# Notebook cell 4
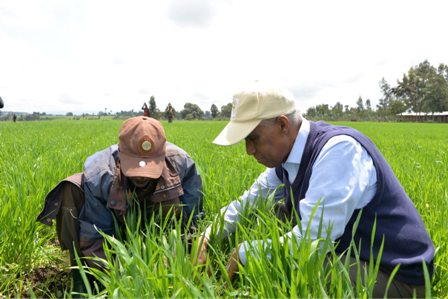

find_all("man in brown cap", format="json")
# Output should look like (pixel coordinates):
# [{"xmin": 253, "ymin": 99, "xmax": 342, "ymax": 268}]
[{"xmin": 38, "ymin": 116, "xmax": 204, "ymax": 295}]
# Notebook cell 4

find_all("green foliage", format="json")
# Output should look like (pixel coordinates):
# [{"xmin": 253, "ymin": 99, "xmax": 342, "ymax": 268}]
[
  {"xmin": 0, "ymin": 120, "xmax": 447, "ymax": 297},
  {"xmin": 394, "ymin": 60, "xmax": 448, "ymax": 114},
  {"xmin": 220, "ymin": 103, "xmax": 232, "ymax": 118},
  {"xmin": 306, "ymin": 60, "xmax": 448, "ymax": 122},
  {"xmin": 180, "ymin": 103, "xmax": 203, "ymax": 120},
  {"xmin": 149, "ymin": 95, "xmax": 157, "ymax": 114},
  {"xmin": 210, "ymin": 104, "xmax": 219, "ymax": 119}
]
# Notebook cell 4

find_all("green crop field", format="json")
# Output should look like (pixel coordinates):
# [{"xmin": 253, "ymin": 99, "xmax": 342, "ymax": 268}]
[{"xmin": 0, "ymin": 120, "xmax": 447, "ymax": 298}]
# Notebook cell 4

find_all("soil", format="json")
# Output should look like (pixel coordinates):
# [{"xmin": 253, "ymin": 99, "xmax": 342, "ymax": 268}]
[{"xmin": 22, "ymin": 267, "xmax": 72, "ymax": 299}]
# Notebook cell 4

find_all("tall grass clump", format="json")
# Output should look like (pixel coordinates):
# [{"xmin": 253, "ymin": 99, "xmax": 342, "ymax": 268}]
[{"xmin": 0, "ymin": 119, "xmax": 447, "ymax": 297}]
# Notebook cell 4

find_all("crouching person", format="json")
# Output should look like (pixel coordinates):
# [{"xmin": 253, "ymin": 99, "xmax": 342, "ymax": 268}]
[
  {"xmin": 194, "ymin": 80, "xmax": 434, "ymax": 298},
  {"xmin": 37, "ymin": 116, "xmax": 204, "ymax": 295}
]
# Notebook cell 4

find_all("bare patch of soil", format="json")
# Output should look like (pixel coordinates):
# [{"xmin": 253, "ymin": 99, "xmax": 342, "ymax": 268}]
[{"xmin": 22, "ymin": 267, "xmax": 72, "ymax": 299}]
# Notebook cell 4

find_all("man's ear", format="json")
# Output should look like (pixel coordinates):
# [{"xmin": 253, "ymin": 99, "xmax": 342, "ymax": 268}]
[{"xmin": 276, "ymin": 115, "xmax": 290, "ymax": 135}]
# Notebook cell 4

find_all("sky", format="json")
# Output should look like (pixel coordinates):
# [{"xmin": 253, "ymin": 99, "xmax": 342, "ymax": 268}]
[{"xmin": 1, "ymin": 0, "xmax": 447, "ymax": 115}]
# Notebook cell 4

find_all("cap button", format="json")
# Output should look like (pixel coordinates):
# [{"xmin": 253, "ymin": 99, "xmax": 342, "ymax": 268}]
[
  {"xmin": 110, "ymin": 200, "xmax": 117, "ymax": 206},
  {"xmin": 161, "ymin": 185, "xmax": 165, "ymax": 189}
]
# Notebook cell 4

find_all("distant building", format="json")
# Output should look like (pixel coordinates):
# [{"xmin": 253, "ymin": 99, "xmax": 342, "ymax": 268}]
[{"xmin": 397, "ymin": 111, "xmax": 448, "ymax": 123}]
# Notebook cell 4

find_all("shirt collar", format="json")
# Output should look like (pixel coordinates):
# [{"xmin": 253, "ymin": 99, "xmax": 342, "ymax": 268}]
[{"xmin": 282, "ymin": 118, "xmax": 310, "ymax": 166}]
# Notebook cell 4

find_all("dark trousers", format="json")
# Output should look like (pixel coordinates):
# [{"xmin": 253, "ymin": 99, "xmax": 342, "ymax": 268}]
[
  {"xmin": 56, "ymin": 182, "xmax": 85, "ymax": 267},
  {"xmin": 274, "ymin": 202, "xmax": 425, "ymax": 298}
]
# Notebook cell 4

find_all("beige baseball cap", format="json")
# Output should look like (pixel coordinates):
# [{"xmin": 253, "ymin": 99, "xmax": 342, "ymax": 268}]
[
  {"xmin": 213, "ymin": 80, "xmax": 296, "ymax": 146},
  {"xmin": 119, "ymin": 116, "xmax": 166, "ymax": 178}
]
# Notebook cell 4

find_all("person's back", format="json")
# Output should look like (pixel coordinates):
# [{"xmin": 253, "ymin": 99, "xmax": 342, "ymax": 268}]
[
  {"xmin": 0, "ymin": 96, "xmax": 4, "ymax": 109},
  {"xmin": 37, "ymin": 116, "xmax": 204, "ymax": 294}
]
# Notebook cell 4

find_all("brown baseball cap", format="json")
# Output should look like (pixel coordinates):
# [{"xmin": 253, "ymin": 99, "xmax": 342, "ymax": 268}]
[{"xmin": 118, "ymin": 116, "xmax": 166, "ymax": 178}]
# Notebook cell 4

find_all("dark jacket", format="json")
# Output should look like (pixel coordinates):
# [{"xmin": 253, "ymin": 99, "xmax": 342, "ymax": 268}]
[{"xmin": 38, "ymin": 142, "xmax": 204, "ymax": 244}]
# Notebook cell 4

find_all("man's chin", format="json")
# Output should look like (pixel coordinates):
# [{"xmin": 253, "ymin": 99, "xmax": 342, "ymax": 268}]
[
  {"xmin": 256, "ymin": 159, "xmax": 271, "ymax": 168},
  {"xmin": 256, "ymin": 159, "xmax": 280, "ymax": 168}
]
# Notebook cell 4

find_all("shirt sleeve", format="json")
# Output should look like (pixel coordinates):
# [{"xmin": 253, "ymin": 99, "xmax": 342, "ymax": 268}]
[
  {"xmin": 177, "ymin": 154, "xmax": 205, "ymax": 223},
  {"xmin": 285, "ymin": 135, "xmax": 376, "ymax": 247},
  {"xmin": 203, "ymin": 167, "xmax": 285, "ymax": 241}
]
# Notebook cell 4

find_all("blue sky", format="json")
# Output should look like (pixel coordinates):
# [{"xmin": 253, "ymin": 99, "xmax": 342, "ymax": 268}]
[{"xmin": 1, "ymin": 0, "xmax": 447, "ymax": 115}]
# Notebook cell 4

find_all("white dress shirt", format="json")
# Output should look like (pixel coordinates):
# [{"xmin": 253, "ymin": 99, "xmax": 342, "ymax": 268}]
[{"xmin": 204, "ymin": 118, "xmax": 378, "ymax": 265}]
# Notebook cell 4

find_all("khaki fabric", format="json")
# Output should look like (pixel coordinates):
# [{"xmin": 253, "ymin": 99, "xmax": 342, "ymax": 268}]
[{"xmin": 326, "ymin": 253, "xmax": 425, "ymax": 298}]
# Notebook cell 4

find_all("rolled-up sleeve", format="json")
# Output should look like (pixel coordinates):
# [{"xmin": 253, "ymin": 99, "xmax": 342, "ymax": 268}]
[{"xmin": 203, "ymin": 167, "xmax": 284, "ymax": 241}]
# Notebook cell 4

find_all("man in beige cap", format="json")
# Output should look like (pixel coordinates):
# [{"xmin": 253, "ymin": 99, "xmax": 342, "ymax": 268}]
[
  {"xmin": 38, "ymin": 116, "xmax": 204, "ymax": 294},
  {"xmin": 194, "ymin": 80, "xmax": 433, "ymax": 297}
]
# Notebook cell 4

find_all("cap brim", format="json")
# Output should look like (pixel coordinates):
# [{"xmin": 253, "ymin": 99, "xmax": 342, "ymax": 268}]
[
  {"xmin": 120, "ymin": 152, "xmax": 165, "ymax": 178},
  {"xmin": 213, "ymin": 119, "xmax": 262, "ymax": 146}
]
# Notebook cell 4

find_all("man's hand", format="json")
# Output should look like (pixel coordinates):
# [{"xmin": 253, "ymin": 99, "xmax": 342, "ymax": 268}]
[{"xmin": 192, "ymin": 235, "xmax": 209, "ymax": 267}]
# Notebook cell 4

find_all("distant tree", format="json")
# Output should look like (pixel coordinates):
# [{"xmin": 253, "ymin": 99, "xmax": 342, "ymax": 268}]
[
  {"xmin": 210, "ymin": 104, "xmax": 219, "ymax": 118},
  {"xmin": 181, "ymin": 103, "xmax": 203, "ymax": 120},
  {"xmin": 390, "ymin": 96, "xmax": 407, "ymax": 116},
  {"xmin": 393, "ymin": 60, "xmax": 436, "ymax": 114},
  {"xmin": 66, "ymin": 112, "xmax": 73, "ymax": 116},
  {"xmin": 438, "ymin": 63, "xmax": 448, "ymax": 83},
  {"xmin": 220, "ymin": 103, "xmax": 232, "ymax": 118},
  {"xmin": 356, "ymin": 96, "xmax": 364, "ymax": 112},
  {"xmin": 204, "ymin": 111, "xmax": 211, "ymax": 118},
  {"xmin": 423, "ymin": 70, "xmax": 448, "ymax": 118},
  {"xmin": 377, "ymin": 77, "xmax": 393, "ymax": 116},
  {"xmin": 149, "ymin": 95, "xmax": 158, "ymax": 118},
  {"xmin": 305, "ymin": 104, "xmax": 331, "ymax": 119},
  {"xmin": 332, "ymin": 102, "xmax": 344, "ymax": 118},
  {"xmin": 316, "ymin": 104, "xmax": 330, "ymax": 116},
  {"xmin": 305, "ymin": 107, "xmax": 316, "ymax": 118},
  {"xmin": 365, "ymin": 99, "xmax": 371, "ymax": 111}
]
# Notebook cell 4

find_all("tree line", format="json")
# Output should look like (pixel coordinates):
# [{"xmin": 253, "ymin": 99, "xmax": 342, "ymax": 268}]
[
  {"xmin": 4, "ymin": 60, "xmax": 446, "ymax": 122},
  {"xmin": 305, "ymin": 60, "xmax": 448, "ymax": 122}
]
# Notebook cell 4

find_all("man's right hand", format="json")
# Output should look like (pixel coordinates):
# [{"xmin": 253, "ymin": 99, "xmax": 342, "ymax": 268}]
[{"xmin": 193, "ymin": 235, "xmax": 209, "ymax": 267}]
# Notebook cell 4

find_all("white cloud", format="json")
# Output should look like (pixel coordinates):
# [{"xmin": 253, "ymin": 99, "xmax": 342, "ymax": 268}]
[
  {"xmin": 0, "ymin": 0, "xmax": 447, "ymax": 115},
  {"xmin": 166, "ymin": 0, "xmax": 224, "ymax": 28},
  {"xmin": 0, "ymin": 2, "xmax": 56, "ymax": 28}
]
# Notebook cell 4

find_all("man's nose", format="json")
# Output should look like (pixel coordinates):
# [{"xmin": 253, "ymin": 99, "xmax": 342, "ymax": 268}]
[{"xmin": 245, "ymin": 139, "xmax": 255, "ymax": 155}]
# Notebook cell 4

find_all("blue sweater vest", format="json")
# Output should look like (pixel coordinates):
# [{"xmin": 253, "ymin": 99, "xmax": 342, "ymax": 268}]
[{"xmin": 275, "ymin": 121, "xmax": 434, "ymax": 285}]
